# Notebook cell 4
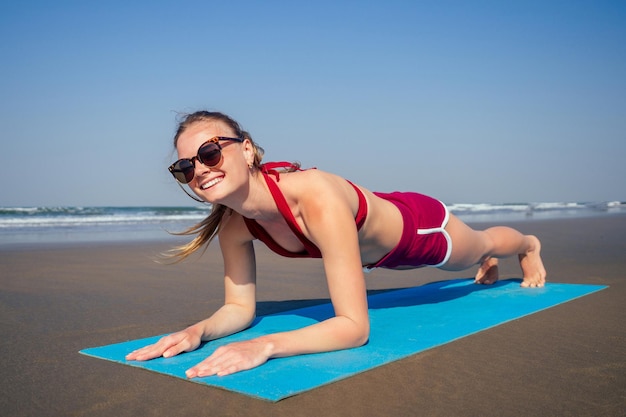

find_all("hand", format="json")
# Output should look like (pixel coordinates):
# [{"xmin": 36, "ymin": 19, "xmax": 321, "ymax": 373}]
[
  {"xmin": 186, "ymin": 338, "xmax": 272, "ymax": 378},
  {"xmin": 125, "ymin": 328, "xmax": 202, "ymax": 361}
]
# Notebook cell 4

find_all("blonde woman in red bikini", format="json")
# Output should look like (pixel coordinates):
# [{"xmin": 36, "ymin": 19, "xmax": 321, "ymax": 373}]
[{"xmin": 126, "ymin": 111, "xmax": 546, "ymax": 377}]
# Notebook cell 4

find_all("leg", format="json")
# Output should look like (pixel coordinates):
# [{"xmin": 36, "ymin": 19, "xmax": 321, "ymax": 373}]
[{"xmin": 441, "ymin": 214, "xmax": 546, "ymax": 287}]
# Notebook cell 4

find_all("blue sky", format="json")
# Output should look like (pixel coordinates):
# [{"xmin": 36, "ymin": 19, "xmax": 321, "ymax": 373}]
[{"xmin": 1, "ymin": 0, "xmax": 624, "ymax": 207}]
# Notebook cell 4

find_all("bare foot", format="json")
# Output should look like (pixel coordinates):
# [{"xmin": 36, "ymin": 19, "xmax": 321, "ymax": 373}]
[
  {"xmin": 475, "ymin": 257, "xmax": 499, "ymax": 285},
  {"xmin": 519, "ymin": 235, "xmax": 547, "ymax": 287}
]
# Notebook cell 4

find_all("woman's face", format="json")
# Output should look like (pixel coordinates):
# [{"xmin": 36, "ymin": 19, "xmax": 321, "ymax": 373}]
[{"xmin": 175, "ymin": 121, "xmax": 253, "ymax": 204}]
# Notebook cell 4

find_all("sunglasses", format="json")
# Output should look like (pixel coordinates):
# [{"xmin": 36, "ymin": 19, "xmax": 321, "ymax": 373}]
[{"xmin": 168, "ymin": 136, "xmax": 244, "ymax": 184}]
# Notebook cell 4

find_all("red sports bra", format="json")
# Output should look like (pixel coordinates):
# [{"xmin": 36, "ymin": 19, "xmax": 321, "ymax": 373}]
[{"xmin": 243, "ymin": 162, "xmax": 368, "ymax": 258}]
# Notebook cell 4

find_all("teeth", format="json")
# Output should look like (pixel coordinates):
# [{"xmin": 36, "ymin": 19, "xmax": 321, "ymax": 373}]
[{"xmin": 201, "ymin": 177, "xmax": 223, "ymax": 190}]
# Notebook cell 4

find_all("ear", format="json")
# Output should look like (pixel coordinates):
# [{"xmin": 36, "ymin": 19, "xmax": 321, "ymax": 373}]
[{"xmin": 242, "ymin": 138, "xmax": 256, "ymax": 167}]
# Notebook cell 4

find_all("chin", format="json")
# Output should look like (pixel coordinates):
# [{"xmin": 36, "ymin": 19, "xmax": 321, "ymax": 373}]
[{"xmin": 196, "ymin": 188, "xmax": 226, "ymax": 205}]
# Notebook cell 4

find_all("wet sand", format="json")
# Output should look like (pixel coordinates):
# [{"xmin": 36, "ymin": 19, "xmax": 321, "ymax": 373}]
[{"xmin": 1, "ymin": 215, "xmax": 624, "ymax": 416}]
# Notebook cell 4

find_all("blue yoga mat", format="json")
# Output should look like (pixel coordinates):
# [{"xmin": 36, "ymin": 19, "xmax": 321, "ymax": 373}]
[{"xmin": 80, "ymin": 279, "xmax": 606, "ymax": 401}]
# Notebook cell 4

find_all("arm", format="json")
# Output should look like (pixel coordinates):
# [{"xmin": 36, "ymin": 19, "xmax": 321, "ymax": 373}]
[
  {"xmin": 126, "ymin": 213, "xmax": 257, "ymax": 361},
  {"xmin": 192, "ymin": 212, "xmax": 258, "ymax": 341},
  {"xmin": 259, "ymin": 191, "xmax": 370, "ymax": 355},
  {"xmin": 186, "ymin": 177, "xmax": 370, "ymax": 377}
]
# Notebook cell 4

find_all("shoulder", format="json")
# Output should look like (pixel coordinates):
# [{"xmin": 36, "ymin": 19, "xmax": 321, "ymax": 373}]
[
  {"xmin": 278, "ymin": 169, "xmax": 349, "ymax": 207},
  {"xmin": 280, "ymin": 169, "xmax": 360, "ymax": 224},
  {"xmin": 281, "ymin": 168, "xmax": 355, "ymax": 196}
]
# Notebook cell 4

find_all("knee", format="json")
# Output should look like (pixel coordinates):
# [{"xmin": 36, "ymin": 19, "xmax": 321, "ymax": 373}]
[{"xmin": 481, "ymin": 229, "xmax": 498, "ymax": 256}]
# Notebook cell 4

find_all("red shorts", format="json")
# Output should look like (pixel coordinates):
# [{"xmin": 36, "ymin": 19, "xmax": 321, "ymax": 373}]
[{"xmin": 365, "ymin": 192, "xmax": 451, "ymax": 270}]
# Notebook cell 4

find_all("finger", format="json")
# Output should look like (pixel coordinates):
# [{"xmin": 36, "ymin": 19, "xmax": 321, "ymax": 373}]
[
  {"xmin": 128, "ymin": 342, "xmax": 174, "ymax": 361},
  {"xmin": 126, "ymin": 333, "xmax": 187, "ymax": 361},
  {"xmin": 186, "ymin": 347, "xmax": 231, "ymax": 378},
  {"xmin": 126, "ymin": 344, "xmax": 162, "ymax": 361},
  {"xmin": 186, "ymin": 361, "xmax": 217, "ymax": 378},
  {"xmin": 188, "ymin": 359, "xmax": 235, "ymax": 378},
  {"xmin": 189, "ymin": 343, "xmax": 268, "ymax": 378},
  {"xmin": 163, "ymin": 337, "xmax": 193, "ymax": 358}
]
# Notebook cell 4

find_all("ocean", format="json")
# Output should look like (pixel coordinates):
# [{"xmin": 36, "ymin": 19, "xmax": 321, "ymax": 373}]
[
  {"xmin": 1, "ymin": 202, "xmax": 625, "ymax": 247},
  {"xmin": 0, "ymin": 206, "xmax": 208, "ymax": 247}
]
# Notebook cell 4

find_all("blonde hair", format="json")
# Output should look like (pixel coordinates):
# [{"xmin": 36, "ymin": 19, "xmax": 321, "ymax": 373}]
[{"xmin": 166, "ymin": 111, "xmax": 265, "ymax": 262}]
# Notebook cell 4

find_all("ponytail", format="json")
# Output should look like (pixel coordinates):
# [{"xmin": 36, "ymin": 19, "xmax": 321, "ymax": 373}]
[{"xmin": 164, "ymin": 203, "xmax": 230, "ymax": 262}]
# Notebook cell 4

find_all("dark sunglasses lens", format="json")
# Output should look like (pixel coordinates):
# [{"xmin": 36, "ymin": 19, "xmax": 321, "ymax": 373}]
[
  {"xmin": 198, "ymin": 142, "xmax": 222, "ymax": 167},
  {"xmin": 172, "ymin": 160, "xmax": 195, "ymax": 184}
]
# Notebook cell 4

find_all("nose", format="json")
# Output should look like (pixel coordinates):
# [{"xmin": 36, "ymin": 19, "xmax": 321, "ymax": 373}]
[{"xmin": 193, "ymin": 157, "xmax": 211, "ymax": 181}]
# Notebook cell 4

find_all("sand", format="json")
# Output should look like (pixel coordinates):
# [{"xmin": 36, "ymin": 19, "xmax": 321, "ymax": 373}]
[{"xmin": 1, "ymin": 215, "xmax": 624, "ymax": 416}]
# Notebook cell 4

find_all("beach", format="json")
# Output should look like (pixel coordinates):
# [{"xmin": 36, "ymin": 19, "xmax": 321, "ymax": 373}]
[{"xmin": 1, "ymin": 215, "xmax": 624, "ymax": 417}]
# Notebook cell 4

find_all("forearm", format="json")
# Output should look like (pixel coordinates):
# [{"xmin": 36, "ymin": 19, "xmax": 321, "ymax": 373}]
[
  {"xmin": 189, "ymin": 303, "xmax": 256, "ymax": 342},
  {"xmin": 258, "ymin": 315, "xmax": 370, "ymax": 359}
]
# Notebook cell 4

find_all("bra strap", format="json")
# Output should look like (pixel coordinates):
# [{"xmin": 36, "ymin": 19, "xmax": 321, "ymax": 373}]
[
  {"xmin": 260, "ymin": 162, "xmax": 302, "ymax": 182},
  {"xmin": 260, "ymin": 166, "xmax": 322, "ymax": 258}
]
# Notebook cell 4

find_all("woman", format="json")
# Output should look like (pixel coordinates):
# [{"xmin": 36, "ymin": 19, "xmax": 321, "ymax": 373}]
[{"xmin": 126, "ymin": 111, "xmax": 546, "ymax": 377}]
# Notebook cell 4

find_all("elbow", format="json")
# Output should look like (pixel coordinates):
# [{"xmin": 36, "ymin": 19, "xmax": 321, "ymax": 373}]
[
  {"xmin": 228, "ymin": 303, "xmax": 256, "ymax": 331},
  {"xmin": 354, "ymin": 335, "xmax": 369, "ymax": 348},
  {"xmin": 243, "ymin": 310, "xmax": 256, "ymax": 329},
  {"xmin": 351, "ymin": 321, "xmax": 370, "ymax": 348},
  {"xmin": 338, "ymin": 314, "xmax": 370, "ymax": 348},
  {"xmin": 357, "ymin": 329, "xmax": 370, "ymax": 347}
]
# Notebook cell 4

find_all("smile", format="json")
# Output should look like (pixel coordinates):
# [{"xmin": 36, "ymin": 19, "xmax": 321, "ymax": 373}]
[{"xmin": 200, "ymin": 176, "xmax": 224, "ymax": 190}]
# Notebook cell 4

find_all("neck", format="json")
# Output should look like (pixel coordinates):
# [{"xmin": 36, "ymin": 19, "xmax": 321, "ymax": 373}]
[{"xmin": 222, "ymin": 171, "xmax": 279, "ymax": 221}]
